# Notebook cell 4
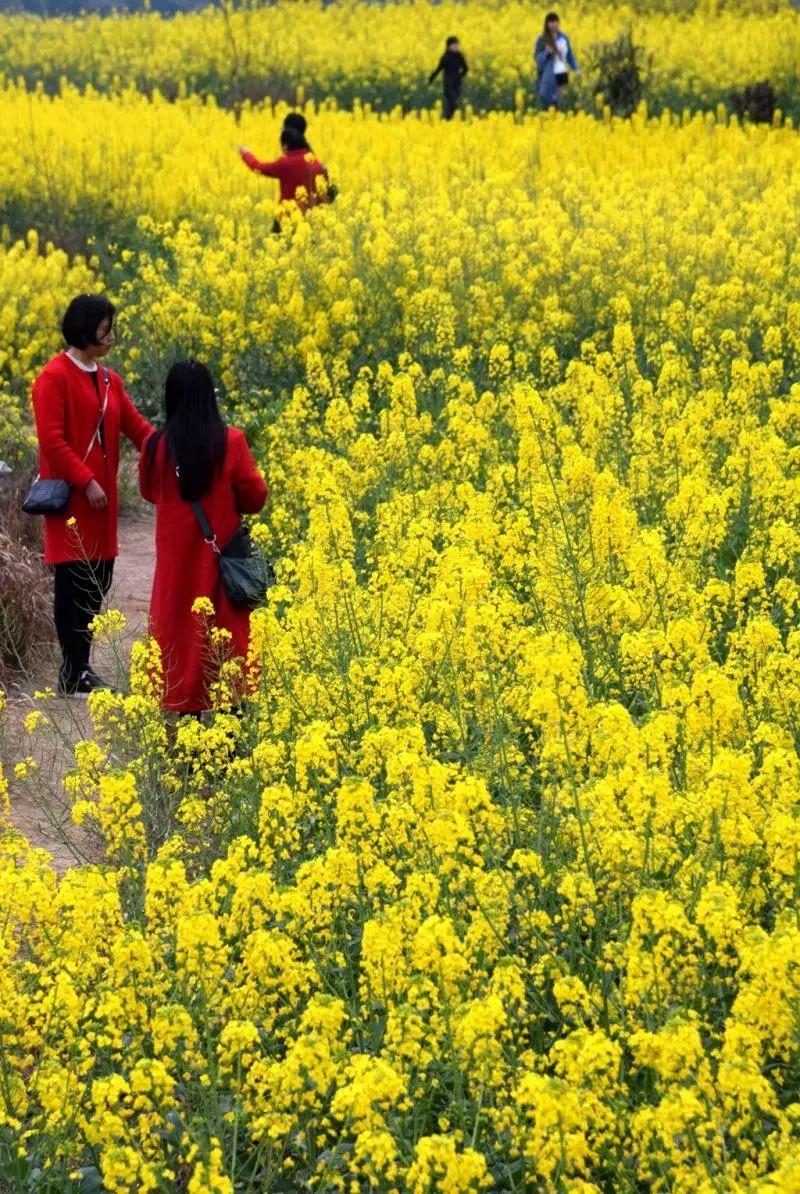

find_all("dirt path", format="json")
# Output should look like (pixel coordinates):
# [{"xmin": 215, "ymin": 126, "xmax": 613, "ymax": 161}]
[{"xmin": 2, "ymin": 509, "xmax": 156, "ymax": 871}]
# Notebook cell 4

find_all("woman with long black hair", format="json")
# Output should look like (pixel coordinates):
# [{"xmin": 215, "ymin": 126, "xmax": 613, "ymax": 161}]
[
  {"xmin": 139, "ymin": 360, "xmax": 267, "ymax": 713},
  {"xmin": 535, "ymin": 11, "xmax": 579, "ymax": 109}
]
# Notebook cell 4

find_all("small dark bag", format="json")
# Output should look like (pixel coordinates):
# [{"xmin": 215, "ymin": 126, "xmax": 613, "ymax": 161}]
[
  {"xmin": 21, "ymin": 478, "xmax": 71, "ymax": 515},
  {"xmin": 190, "ymin": 501, "xmax": 275, "ymax": 609},
  {"xmin": 22, "ymin": 365, "xmax": 110, "ymax": 516}
]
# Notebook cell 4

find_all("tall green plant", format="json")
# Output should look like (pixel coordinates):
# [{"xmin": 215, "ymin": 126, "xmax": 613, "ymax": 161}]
[{"xmin": 589, "ymin": 29, "xmax": 651, "ymax": 117}]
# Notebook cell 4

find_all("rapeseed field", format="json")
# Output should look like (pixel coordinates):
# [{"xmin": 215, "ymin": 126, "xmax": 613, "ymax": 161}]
[
  {"xmin": 1, "ymin": 0, "xmax": 799, "ymax": 114},
  {"xmin": 2, "ymin": 2, "xmax": 800, "ymax": 1190}
]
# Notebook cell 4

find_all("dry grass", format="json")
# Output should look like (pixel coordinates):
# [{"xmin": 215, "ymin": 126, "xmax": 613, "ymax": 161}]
[{"xmin": 0, "ymin": 470, "xmax": 52, "ymax": 686}]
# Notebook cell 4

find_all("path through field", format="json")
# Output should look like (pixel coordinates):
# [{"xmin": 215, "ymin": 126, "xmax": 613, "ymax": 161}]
[{"xmin": 2, "ymin": 510, "xmax": 155, "ymax": 872}]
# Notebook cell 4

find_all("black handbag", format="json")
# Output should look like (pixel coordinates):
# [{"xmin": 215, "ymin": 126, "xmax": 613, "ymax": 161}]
[
  {"xmin": 22, "ymin": 365, "xmax": 110, "ymax": 516},
  {"xmin": 21, "ymin": 477, "xmax": 71, "ymax": 515},
  {"xmin": 190, "ymin": 501, "xmax": 275, "ymax": 609}
]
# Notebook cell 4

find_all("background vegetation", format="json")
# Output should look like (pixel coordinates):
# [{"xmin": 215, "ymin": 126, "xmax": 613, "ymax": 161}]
[{"xmin": 1, "ymin": 1, "xmax": 799, "ymax": 116}]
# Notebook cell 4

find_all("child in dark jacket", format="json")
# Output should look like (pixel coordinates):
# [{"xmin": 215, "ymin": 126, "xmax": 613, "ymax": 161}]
[{"xmin": 429, "ymin": 36, "xmax": 468, "ymax": 121}]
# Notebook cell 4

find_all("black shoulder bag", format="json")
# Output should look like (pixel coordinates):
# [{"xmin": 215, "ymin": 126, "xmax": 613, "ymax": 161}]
[
  {"xmin": 23, "ymin": 366, "xmax": 110, "ymax": 515},
  {"xmin": 189, "ymin": 501, "xmax": 275, "ymax": 609}
]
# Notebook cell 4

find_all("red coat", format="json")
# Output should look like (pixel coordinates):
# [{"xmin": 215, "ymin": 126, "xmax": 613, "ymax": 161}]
[
  {"xmin": 139, "ymin": 428, "xmax": 268, "ymax": 713},
  {"xmin": 242, "ymin": 148, "xmax": 325, "ymax": 209},
  {"xmin": 32, "ymin": 352, "xmax": 152, "ymax": 565}
]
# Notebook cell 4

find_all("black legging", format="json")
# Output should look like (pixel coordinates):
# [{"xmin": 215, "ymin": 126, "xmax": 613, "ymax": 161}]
[
  {"xmin": 443, "ymin": 82, "xmax": 462, "ymax": 120},
  {"xmin": 53, "ymin": 559, "xmax": 114, "ymax": 685}
]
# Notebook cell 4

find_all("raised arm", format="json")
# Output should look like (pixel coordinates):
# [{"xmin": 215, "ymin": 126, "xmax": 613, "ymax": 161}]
[
  {"xmin": 240, "ymin": 148, "xmax": 283, "ymax": 179},
  {"xmin": 119, "ymin": 382, "xmax": 153, "ymax": 451},
  {"xmin": 32, "ymin": 371, "xmax": 95, "ymax": 491},
  {"xmin": 232, "ymin": 431, "xmax": 268, "ymax": 515}
]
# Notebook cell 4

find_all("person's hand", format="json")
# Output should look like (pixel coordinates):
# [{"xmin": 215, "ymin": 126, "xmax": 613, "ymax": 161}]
[
  {"xmin": 238, "ymin": 145, "xmax": 249, "ymax": 157},
  {"xmin": 85, "ymin": 479, "xmax": 108, "ymax": 509}
]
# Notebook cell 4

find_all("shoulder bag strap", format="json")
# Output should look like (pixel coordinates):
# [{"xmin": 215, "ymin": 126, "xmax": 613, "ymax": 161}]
[
  {"xmin": 81, "ymin": 366, "xmax": 111, "ymax": 463},
  {"xmin": 188, "ymin": 499, "xmax": 220, "ymax": 555},
  {"xmin": 168, "ymin": 440, "xmax": 220, "ymax": 553}
]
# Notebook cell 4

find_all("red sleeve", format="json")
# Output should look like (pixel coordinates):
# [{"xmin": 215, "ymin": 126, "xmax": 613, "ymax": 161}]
[
  {"xmin": 138, "ymin": 432, "xmax": 159, "ymax": 504},
  {"xmin": 242, "ymin": 151, "xmax": 283, "ymax": 179},
  {"xmin": 118, "ymin": 382, "xmax": 153, "ymax": 450},
  {"xmin": 231, "ymin": 430, "xmax": 268, "ymax": 514},
  {"xmin": 32, "ymin": 369, "xmax": 94, "ymax": 491}
]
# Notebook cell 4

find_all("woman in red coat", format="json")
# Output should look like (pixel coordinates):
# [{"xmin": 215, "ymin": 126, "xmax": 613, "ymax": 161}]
[
  {"xmin": 31, "ymin": 295, "xmax": 152, "ymax": 696},
  {"xmin": 139, "ymin": 360, "xmax": 268, "ymax": 714},
  {"xmin": 239, "ymin": 124, "xmax": 326, "ymax": 230}
]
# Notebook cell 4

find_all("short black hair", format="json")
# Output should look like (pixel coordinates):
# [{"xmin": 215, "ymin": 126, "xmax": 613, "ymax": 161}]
[
  {"xmin": 281, "ymin": 125, "xmax": 309, "ymax": 152},
  {"xmin": 61, "ymin": 295, "xmax": 116, "ymax": 349},
  {"xmin": 283, "ymin": 112, "xmax": 308, "ymax": 135},
  {"xmin": 446, "ymin": 35, "xmax": 459, "ymax": 46}
]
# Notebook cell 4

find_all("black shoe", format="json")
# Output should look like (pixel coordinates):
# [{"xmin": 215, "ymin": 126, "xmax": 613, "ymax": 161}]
[
  {"xmin": 83, "ymin": 666, "xmax": 115, "ymax": 693},
  {"xmin": 58, "ymin": 668, "xmax": 114, "ymax": 698}
]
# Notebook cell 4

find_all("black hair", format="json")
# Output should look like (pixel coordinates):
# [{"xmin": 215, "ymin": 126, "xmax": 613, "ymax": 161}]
[
  {"xmin": 144, "ymin": 359, "xmax": 227, "ymax": 502},
  {"xmin": 446, "ymin": 35, "xmax": 459, "ymax": 47},
  {"xmin": 543, "ymin": 12, "xmax": 559, "ymax": 46},
  {"xmin": 283, "ymin": 111, "xmax": 308, "ymax": 136},
  {"xmin": 281, "ymin": 125, "xmax": 310, "ymax": 152},
  {"xmin": 61, "ymin": 295, "xmax": 116, "ymax": 349}
]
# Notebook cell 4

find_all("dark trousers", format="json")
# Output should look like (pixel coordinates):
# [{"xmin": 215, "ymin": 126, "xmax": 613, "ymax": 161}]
[
  {"xmin": 53, "ymin": 559, "xmax": 114, "ymax": 684},
  {"xmin": 443, "ymin": 82, "xmax": 462, "ymax": 120}
]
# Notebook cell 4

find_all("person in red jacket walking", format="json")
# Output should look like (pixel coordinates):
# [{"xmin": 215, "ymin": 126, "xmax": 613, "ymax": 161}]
[
  {"xmin": 239, "ymin": 124, "xmax": 327, "ymax": 231},
  {"xmin": 31, "ymin": 295, "xmax": 152, "ymax": 697},
  {"xmin": 139, "ymin": 359, "xmax": 268, "ymax": 715},
  {"xmin": 282, "ymin": 112, "xmax": 338, "ymax": 202}
]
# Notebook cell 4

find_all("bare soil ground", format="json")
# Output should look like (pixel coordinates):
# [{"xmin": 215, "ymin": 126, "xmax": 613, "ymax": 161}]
[{"xmin": 1, "ymin": 510, "xmax": 155, "ymax": 872}]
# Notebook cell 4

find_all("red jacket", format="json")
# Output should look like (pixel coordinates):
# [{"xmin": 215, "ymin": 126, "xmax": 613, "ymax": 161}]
[
  {"xmin": 32, "ymin": 352, "xmax": 152, "ymax": 565},
  {"xmin": 139, "ymin": 428, "xmax": 268, "ymax": 712},
  {"xmin": 242, "ymin": 148, "xmax": 325, "ymax": 209}
]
